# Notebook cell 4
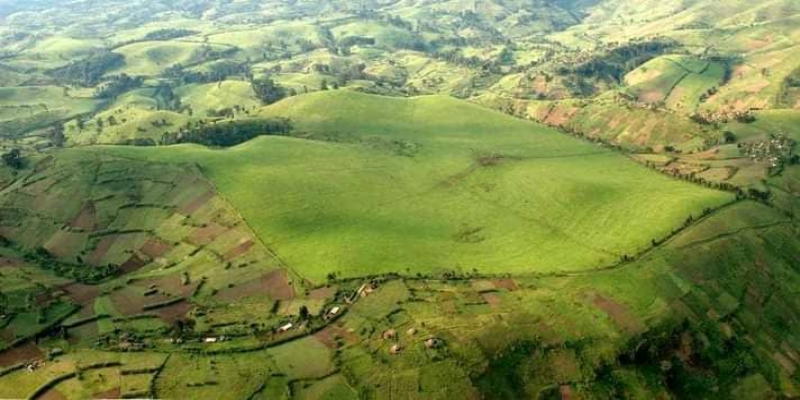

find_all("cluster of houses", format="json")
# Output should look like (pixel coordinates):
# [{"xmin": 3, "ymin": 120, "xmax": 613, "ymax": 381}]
[
  {"xmin": 739, "ymin": 134, "xmax": 795, "ymax": 168},
  {"xmin": 382, "ymin": 327, "xmax": 443, "ymax": 355}
]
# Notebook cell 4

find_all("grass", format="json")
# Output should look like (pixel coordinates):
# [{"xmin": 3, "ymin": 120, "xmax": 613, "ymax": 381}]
[
  {"xmin": 175, "ymin": 80, "xmax": 261, "ymax": 117},
  {"xmin": 155, "ymin": 352, "xmax": 275, "ymax": 399},
  {"xmin": 267, "ymin": 336, "xmax": 334, "ymax": 380},
  {"xmin": 624, "ymin": 55, "xmax": 726, "ymax": 113},
  {"xmin": 0, "ymin": 86, "xmax": 98, "ymax": 137},
  {"xmin": 97, "ymin": 90, "xmax": 734, "ymax": 283},
  {"xmin": 110, "ymin": 41, "xmax": 226, "ymax": 77}
]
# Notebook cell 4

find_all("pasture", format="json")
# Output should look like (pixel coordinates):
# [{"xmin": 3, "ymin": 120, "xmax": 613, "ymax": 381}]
[{"xmin": 100, "ymin": 91, "xmax": 733, "ymax": 283}]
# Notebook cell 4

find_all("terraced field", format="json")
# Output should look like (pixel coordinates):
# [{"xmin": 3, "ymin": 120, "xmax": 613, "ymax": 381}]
[{"xmin": 1, "ymin": 1, "xmax": 800, "ymax": 398}]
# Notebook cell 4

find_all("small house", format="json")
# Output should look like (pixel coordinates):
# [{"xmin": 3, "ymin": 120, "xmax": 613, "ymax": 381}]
[{"xmin": 278, "ymin": 323, "xmax": 294, "ymax": 333}]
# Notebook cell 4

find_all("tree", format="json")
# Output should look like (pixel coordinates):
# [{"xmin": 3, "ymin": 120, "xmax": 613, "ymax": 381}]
[
  {"xmin": 321, "ymin": 79, "xmax": 329, "ymax": 91},
  {"xmin": 299, "ymin": 306, "xmax": 310, "ymax": 321},
  {"xmin": 1, "ymin": 148, "xmax": 23, "ymax": 169},
  {"xmin": 723, "ymin": 131, "xmax": 736, "ymax": 144},
  {"xmin": 251, "ymin": 77, "xmax": 286, "ymax": 105},
  {"xmin": 50, "ymin": 123, "xmax": 66, "ymax": 147}
]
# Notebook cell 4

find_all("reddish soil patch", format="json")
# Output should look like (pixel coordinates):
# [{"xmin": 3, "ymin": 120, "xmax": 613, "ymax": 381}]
[
  {"xmin": 70, "ymin": 202, "xmax": 98, "ymax": 231},
  {"xmin": 87, "ymin": 235, "xmax": 119, "ymax": 266},
  {"xmin": 60, "ymin": 283, "xmax": 101, "ymax": 306},
  {"xmin": 492, "ymin": 278, "xmax": 518, "ymax": 291},
  {"xmin": 68, "ymin": 321, "xmax": 99, "ymax": 345},
  {"xmin": 140, "ymin": 239, "xmax": 172, "ymax": 259},
  {"xmin": 35, "ymin": 291, "xmax": 56, "ymax": 306},
  {"xmin": 774, "ymin": 352, "xmax": 797, "ymax": 375},
  {"xmin": 313, "ymin": 324, "xmax": 359, "ymax": 349},
  {"xmin": 154, "ymin": 300, "xmax": 192, "ymax": 324},
  {"xmin": 33, "ymin": 156, "xmax": 54, "ymax": 174},
  {"xmin": 0, "ymin": 256, "xmax": 21, "ymax": 269},
  {"xmin": 263, "ymin": 269, "xmax": 294, "ymax": 300},
  {"xmin": 559, "ymin": 385, "xmax": 573, "ymax": 400},
  {"xmin": 119, "ymin": 254, "xmax": 147, "ymax": 275},
  {"xmin": 223, "ymin": 239, "xmax": 254, "ymax": 261},
  {"xmin": 109, "ymin": 288, "xmax": 151, "ymax": 316},
  {"xmin": 39, "ymin": 388, "xmax": 68, "ymax": 400},
  {"xmin": 0, "ymin": 342, "xmax": 42, "ymax": 367},
  {"xmin": 545, "ymin": 106, "xmax": 578, "ymax": 126},
  {"xmin": 592, "ymin": 293, "xmax": 643, "ymax": 334},
  {"xmin": 746, "ymin": 79, "xmax": 770, "ymax": 94},
  {"xmin": 482, "ymin": 292, "xmax": 501, "ymax": 309},
  {"xmin": 638, "ymin": 89, "xmax": 665, "ymax": 103},
  {"xmin": 44, "ymin": 231, "xmax": 85, "ymax": 259},
  {"xmin": 92, "ymin": 387, "xmax": 121, "ymax": 399},
  {"xmin": 187, "ymin": 222, "xmax": 229, "ymax": 246},
  {"xmin": 309, "ymin": 286, "xmax": 337, "ymax": 301},
  {"xmin": 179, "ymin": 190, "xmax": 215, "ymax": 215},
  {"xmin": 214, "ymin": 269, "xmax": 294, "ymax": 302},
  {"xmin": 138, "ymin": 275, "xmax": 197, "ymax": 298}
]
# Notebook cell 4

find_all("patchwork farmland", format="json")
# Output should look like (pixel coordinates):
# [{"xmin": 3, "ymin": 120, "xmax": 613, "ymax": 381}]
[{"xmin": 0, "ymin": 0, "xmax": 799, "ymax": 398}]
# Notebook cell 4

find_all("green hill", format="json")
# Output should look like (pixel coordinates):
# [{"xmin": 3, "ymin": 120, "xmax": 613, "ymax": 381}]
[{"xmin": 100, "ymin": 91, "xmax": 732, "ymax": 282}]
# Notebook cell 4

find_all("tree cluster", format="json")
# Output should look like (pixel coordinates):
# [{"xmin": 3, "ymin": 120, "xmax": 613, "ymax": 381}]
[
  {"xmin": 94, "ymin": 74, "xmax": 144, "ymax": 99},
  {"xmin": 251, "ymin": 77, "xmax": 286, "ymax": 105},
  {"xmin": 161, "ymin": 118, "xmax": 292, "ymax": 147},
  {"xmin": 50, "ymin": 51, "xmax": 125, "ymax": 86}
]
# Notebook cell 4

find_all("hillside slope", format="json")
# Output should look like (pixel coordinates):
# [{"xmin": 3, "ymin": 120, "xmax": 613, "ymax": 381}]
[{"xmin": 100, "ymin": 91, "xmax": 733, "ymax": 282}]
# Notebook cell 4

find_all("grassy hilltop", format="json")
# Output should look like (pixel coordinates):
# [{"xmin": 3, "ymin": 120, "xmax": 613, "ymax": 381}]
[{"xmin": 104, "ymin": 91, "xmax": 732, "ymax": 282}]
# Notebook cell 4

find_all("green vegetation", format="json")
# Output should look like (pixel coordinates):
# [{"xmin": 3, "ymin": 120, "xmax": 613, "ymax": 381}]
[
  {"xmin": 0, "ymin": 1, "xmax": 799, "ymax": 399},
  {"xmin": 102, "ymin": 91, "xmax": 732, "ymax": 282}
]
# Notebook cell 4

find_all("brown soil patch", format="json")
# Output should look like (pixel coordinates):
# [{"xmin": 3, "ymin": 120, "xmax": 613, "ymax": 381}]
[
  {"xmin": 263, "ymin": 269, "xmax": 294, "ymax": 300},
  {"xmin": 638, "ymin": 89, "xmax": 665, "ymax": 103},
  {"xmin": 109, "ymin": 287, "xmax": 160, "ymax": 316},
  {"xmin": 774, "ymin": 352, "xmax": 797, "ymax": 375},
  {"xmin": 70, "ymin": 202, "xmax": 98, "ymax": 231},
  {"xmin": 214, "ymin": 269, "xmax": 295, "ymax": 302},
  {"xmin": 545, "ymin": 106, "xmax": 578, "ymax": 126},
  {"xmin": 140, "ymin": 238, "xmax": 172, "ymax": 259},
  {"xmin": 119, "ymin": 254, "xmax": 147, "ymax": 275},
  {"xmin": 223, "ymin": 239, "xmax": 254, "ymax": 261},
  {"xmin": 559, "ymin": 385, "xmax": 573, "ymax": 400},
  {"xmin": 746, "ymin": 79, "xmax": 770, "ymax": 94},
  {"xmin": 154, "ymin": 300, "xmax": 192, "ymax": 324},
  {"xmin": 39, "ymin": 388, "xmax": 68, "ymax": 400},
  {"xmin": 313, "ymin": 324, "xmax": 359, "ymax": 349},
  {"xmin": 33, "ymin": 156, "xmax": 54, "ymax": 174},
  {"xmin": 68, "ymin": 321, "xmax": 99, "ymax": 345},
  {"xmin": 0, "ymin": 256, "xmax": 21, "ymax": 269},
  {"xmin": 60, "ymin": 283, "xmax": 101, "ymax": 306},
  {"xmin": 44, "ymin": 231, "xmax": 85, "ymax": 259},
  {"xmin": 675, "ymin": 332, "xmax": 693, "ymax": 364},
  {"xmin": 109, "ymin": 289, "xmax": 147, "ymax": 316},
  {"xmin": 592, "ymin": 293, "xmax": 643, "ymax": 334},
  {"xmin": 87, "ymin": 235, "xmax": 119, "ymax": 266},
  {"xmin": 309, "ymin": 286, "xmax": 337, "ymax": 300},
  {"xmin": 92, "ymin": 387, "xmax": 121, "ymax": 399},
  {"xmin": 138, "ymin": 275, "xmax": 196, "ymax": 297},
  {"xmin": 492, "ymin": 278, "xmax": 518, "ymax": 291},
  {"xmin": 0, "ymin": 342, "xmax": 42, "ymax": 367},
  {"xmin": 745, "ymin": 36, "xmax": 772, "ymax": 51},
  {"xmin": 482, "ymin": 292, "xmax": 501, "ymax": 309},
  {"xmin": 179, "ymin": 190, "xmax": 215, "ymax": 215},
  {"xmin": 187, "ymin": 222, "xmax": 228, "ymax": 246}
]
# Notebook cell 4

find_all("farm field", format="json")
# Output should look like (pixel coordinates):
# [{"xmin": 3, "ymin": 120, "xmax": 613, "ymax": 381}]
[{"xmin": 1, "ymin": 0, "xmax": 800, "ymax": 399}]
